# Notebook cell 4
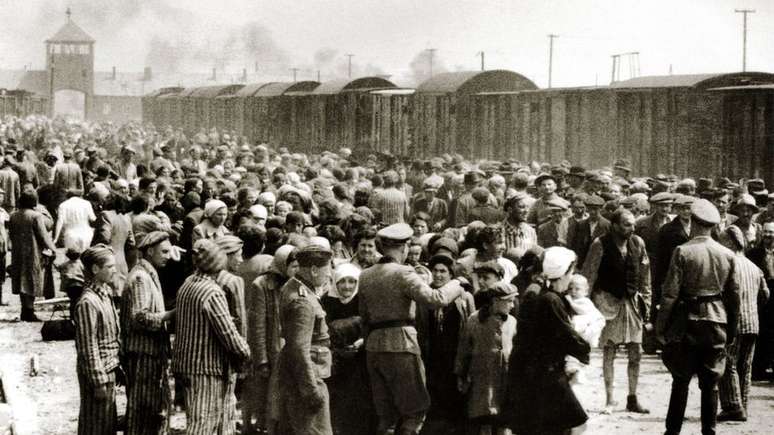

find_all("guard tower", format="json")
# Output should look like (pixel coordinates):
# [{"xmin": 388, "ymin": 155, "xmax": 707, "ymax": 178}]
[{"xmin": 45, "ymin": 8, "xmax": 95, "ymax": 119}]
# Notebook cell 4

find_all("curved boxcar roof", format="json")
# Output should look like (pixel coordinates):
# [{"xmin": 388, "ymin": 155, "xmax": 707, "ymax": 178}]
[
  {"xmin": 416, "ymin": 70, "xmax": 538, "ymax": 95},
  {"xmin": 189, "ymin": 84, "xmax": 244, "ymax": 98},
  {"xmin": 312, "ymin": 77, "xmax": 396, "ymax": 95},
  {"xmin": 160, "ymin": 88, "xmax": 196, "ymax": 99},
  {"xmin": 611, "ymin": 72, "xmax": 774, "ymax": 90},
  {"xmin": 234, "ymin": 83, "xmax": 273, "ymax": 97},
  {"xmin": 145, "ymin": 87, "xmax": 185, "ymax": 98},
  {"xmin": 255, "ymin": 81, "xmax": 321, "ymax": 97}
]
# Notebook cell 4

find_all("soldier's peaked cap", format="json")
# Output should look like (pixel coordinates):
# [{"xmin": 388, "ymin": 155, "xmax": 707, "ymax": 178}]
[
  {"xmin": 296, "ymin": 244, "xmax": 333, "ymax": 267},
  {"xmin": 378, "ymin": 223, "xmax": 413, "ymax": 244},
  {"xmin": 690, "ymin": 198, "xmax": 720, "ymax": 225}
]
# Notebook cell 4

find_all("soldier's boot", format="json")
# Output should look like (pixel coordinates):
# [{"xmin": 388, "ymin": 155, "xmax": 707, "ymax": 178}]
[{"xmin": 700, "ymin": 388, "xmax": 719, "ymax": 435}]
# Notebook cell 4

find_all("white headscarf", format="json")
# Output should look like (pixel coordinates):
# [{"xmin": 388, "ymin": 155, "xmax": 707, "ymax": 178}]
[
  {"xmin": 329, "ymin": 263, "xmax": 361, "ymax": 304},
  {"xmin": 203, "ymin": 199, "xmax": 227, "ymax": 220}
]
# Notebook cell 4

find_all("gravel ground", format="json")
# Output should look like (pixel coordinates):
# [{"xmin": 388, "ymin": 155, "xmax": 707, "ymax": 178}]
[{"xmin": 2, "ymin": 283, "xmax": 774, "ymax": 434}]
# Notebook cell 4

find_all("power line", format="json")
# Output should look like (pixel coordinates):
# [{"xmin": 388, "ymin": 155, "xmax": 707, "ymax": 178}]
[
  {"xmin": 345, "ymin": 54, "xmax": 354, "ymax": 78},
  {"xmin": 547, "ymin": 34, "xmax": 558, "ymax": 88},
  {"xmin": 427, "ymin": 48, "xmax": 437, "ymax": 77},
  {"xmin": 735, "ymin": 9, "xmax": 755, "ymax": 72}
]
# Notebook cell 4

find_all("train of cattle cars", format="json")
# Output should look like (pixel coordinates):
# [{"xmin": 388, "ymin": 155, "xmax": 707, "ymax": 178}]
[{"xmin": 144, "ymin": 70, "xmax": 774, "ymax": 183}]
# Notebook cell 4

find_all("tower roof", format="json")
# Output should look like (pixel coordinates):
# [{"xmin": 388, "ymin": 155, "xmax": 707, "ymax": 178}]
[{"xmin": 46, "ymin": 13, "xmax": 94, "ymax": 43}]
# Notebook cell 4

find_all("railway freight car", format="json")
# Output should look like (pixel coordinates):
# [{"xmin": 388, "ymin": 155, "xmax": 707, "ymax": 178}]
[
  {"xmin": 220, "ymin": 83, "xmax": 269, "ymax": 138},
  {"xmin": 141, "ymin": 87, "xmax": 183, "ymax": 127},
  {"xmin": 246, "ymin": 81, "xmax": 320, "ymax": 146},
  {"xmin": 188, "ymin": 85, "xmax": 244, "ymax": 132},
  {"xmin": 369, "ymin": 88, "xmax": 415, "ymax": 156},
  {"xmin": 284, "ymin": 77, "xmax": 395, "ymax": 154},
  {"xmin": 470, "ymin": 72, "xmax": 774, "ymax": 178},
  {"xmin": 412, "ymin": 70, "xmax": 538, "ymax": 158}
]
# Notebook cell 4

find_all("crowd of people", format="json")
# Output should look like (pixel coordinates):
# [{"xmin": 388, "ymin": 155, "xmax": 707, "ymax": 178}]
[{"xmin": 0, "ymin": 113, "xmax": 770, "ymax": 435}]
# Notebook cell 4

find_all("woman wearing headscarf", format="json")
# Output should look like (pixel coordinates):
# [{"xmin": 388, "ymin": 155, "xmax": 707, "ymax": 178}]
[
  {"xmin": 504, "ymin": 247, "xmax": 590, "ymax": 435},
  {"xmin": 243, "ymin": 245, "xmax": 298, "ymax": 435},
  {"xmin": 320, "ymin": 263, "xmax": 376, "ymax": 435},
  {"xmin": 422, "ymin": 253, "xmax": 476, "ymax": 434},
  {"xmin": 191, "ymin": 199, "xmax": 231, "ymax": 246}
]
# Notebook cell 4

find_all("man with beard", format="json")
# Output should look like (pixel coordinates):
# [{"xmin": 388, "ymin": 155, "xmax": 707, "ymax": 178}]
[
  {"xmin": 583, "ymin": 209, "xmax": 651, "ymax": 414},
  {"xmin": 121, "ymin": 231, "xmax": 176, "ymax": 434},
  {"xmin": 747, "ymin": 222, "xmax": 774, "ymax": 380},
  {"xmin": 656, "ymin": 199, "xmax": 740, "ymax": 435},
  {"xmin": 350, "ymin": 228, "xmax": 381, "ymax": 269},
  {"xmin": 501, "ymin": 192, "xmax": 537, "ymax": 253}
]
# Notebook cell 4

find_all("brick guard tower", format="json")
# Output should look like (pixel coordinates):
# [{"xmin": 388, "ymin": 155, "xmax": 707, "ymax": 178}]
[{"xmin": 45, "ymin": 8, "xmax": 95, "ymax": 118}]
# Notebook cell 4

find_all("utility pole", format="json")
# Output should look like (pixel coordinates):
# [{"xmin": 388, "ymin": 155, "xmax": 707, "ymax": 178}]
[
  {"xmin": 735, "ymin": 9, "xmax": 755, "ymax": 71},
  {"xmin": 427, "ymin": 48, "xmax": 437, "ymax": 77},
  {"xmin": 345, "ymin": 54, "xmax": 354, "ymax": 78},
  {"xmin": 317, "ymin": 70, "xmax": 321, "ymax": 82},
  {"xmin": 291, "ymin": 68, "xmax": 299, "ymax": 82},
  {"xmin": 477, "ymin": 51, "xmax": 485, "ymax": 71},
  {"xmin": 547, "ymin": 34, "xmax": 558, "ymax": 88}
]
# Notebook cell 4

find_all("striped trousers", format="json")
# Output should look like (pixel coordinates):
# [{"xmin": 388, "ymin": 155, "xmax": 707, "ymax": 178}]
[
  {"xmin": 719, "ymin": 333, "xmax": 758, "ymax": 412},
  {"xmin": 179, "ymin": 373, "xmax": 237, "ymax": 435},
  {"xmin": 125, "ymin": 353, "xmax": 171, "ymax": 435},
  {"xmin": 77, "ymin": 370, "xmax": 116, "ymax": 435}
]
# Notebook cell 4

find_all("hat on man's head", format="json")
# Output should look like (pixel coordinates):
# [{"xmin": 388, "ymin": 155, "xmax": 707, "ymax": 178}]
[
  {"xmin": 691, "ymin": 198, "xmax": 721, "ymax": 226},
  {"xmin": 296, "ymin": 244, "xmax": 333, "ymax": 267},
  {"xmin": 748, "ymin": 178, "xmax": 766, "ymax": 193},
  {"xmin": 673, "ymin": 194, "xmax": 695, "ymax": 207},
  {"xmin": 613, "ymin": 159, "xmax": 632, "ymax": 173},
  {"xmin": 547, "ymin": 197, "xmax": 569, "ymax": 211},
  {"xmin": 584, "ymin": 194, "xmax": 605, "ymax": 207},
  {"xmin": 474, "ymin": 260, "xmax": 504, "ymax": 278},
  {"xmin": 472, "ymin": 187, "xmax": 490, "ymax": 203},
  {"xmin": 430, "ymin": 237, "xmax": 459, "ymax": 258},
  {"xmin": 731, "ymin": 194, "xmax": 759, "ymax": 214},
  {"xmin": 568, "ymin": 166, "xmax": 586, "ymax": 178},
  {"xmin": 137, "ymin": 231, "xmax": 169, "ymax": 250},
  {"xmin": 480, "ymin": 281, "xmax": 518, "ymax": 300},
  {"xmin": 649, "ymin": 192, "xmax": 674, "ymax": 204},
  {"xmin": 193, "ymin": 239, "xmax": 227, "ymax": 274},
  {"xmin": 534, "ymin": 173, "xmax": 556, "ymax": 186},
  {"xmin": 377, "ymin": 223, "xmax": 413, "ymax": 245}
]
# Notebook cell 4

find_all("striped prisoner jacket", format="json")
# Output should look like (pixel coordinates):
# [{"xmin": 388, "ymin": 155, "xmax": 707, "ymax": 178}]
[
  {"xmin": 121, "ymin": 259, "xmax": 170, "ymax": 356},
  {"xmin": 74, "ymin": 282, "xmax": 121, "ymax": 385},
  {"xmin": 172, "ymin": 272, "xmax": 251, "ymax": 376}
]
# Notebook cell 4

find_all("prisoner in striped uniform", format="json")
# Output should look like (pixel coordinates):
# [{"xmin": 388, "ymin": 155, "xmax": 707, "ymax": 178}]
[
  {"xmin": 74, "ymin": 245, "xmax": 120, "ymax": 435},
  {"xmin": 719, "ymin": 226, "xmax": 771, "ymax": 421},
  {"xmin": 172, "ymin": 239, "xmax": 251, "ymax": 435},
  {"xmin": 215, "ymin": 235, "xmax": 247, "ymax": 337},
  {"xmin": 121, "ymin": 231, "xmax": 175, "ymax": 435}
]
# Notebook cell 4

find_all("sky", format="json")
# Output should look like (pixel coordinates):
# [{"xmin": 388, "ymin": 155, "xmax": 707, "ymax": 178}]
[{"xmin": 0, "ymin": 0, "xmax": 772, "ymax": 87}]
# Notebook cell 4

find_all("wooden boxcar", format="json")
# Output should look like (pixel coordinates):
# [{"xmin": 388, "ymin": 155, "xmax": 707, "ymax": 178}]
[
  {"xmin": 142, "ymin": 87, "xmax": 183, "ymax": 127},
  {"xmin": 247, "ymin": 81, "xmax": 320, "ymax": 147},
  {"xmin": 369, "ymin": 89, "xmax": 415, "ymax": 156},
  {"xmin": 286, "ymin": 77, "xmax": 395, "ymax": 154},
  {"xmin": 188, "ymin": 85, "xmax": 244, "ymax": 132},
  {"xmin": 413, "ymin": 70, "xmax": 538, "ymax": 158},
  {"xmin": 223, "ymin": 83, "xmax": 270, "ymax": 138}
]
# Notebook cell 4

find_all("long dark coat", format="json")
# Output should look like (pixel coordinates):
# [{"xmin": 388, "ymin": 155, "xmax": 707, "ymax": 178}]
[
  {"xmin": 9, "ymin": 208, "xmax": 57, "ymax": 298},
  {"xmin": 504, "ymin": 287, "xmax": 590, "ymax": 434}
]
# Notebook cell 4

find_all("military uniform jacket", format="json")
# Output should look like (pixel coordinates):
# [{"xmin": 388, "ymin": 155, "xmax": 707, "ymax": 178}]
[
  {"xmin": 656, "ymin": 235, "xmax": 741, "ymax": 343},
  {"xmin": 359, "ymin": 257, "xmax": 463, "ymax": 354},
  {"xmin": 277, "ymin": 277, "xmax": 332, "ymax": 398}
]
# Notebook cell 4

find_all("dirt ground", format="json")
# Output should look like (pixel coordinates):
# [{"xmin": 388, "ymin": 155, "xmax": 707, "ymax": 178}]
[{"xmin": 2, "ymin": 282, "xmax": 774, "ymax": 434}]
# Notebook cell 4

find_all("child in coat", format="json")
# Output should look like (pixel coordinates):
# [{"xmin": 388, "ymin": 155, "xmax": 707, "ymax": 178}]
[{"xmin": 456, "ymin": 282, "xmax": 518, "ymax": 435}]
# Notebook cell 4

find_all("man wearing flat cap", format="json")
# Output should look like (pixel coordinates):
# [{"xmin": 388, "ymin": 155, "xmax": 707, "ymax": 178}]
[
  {"xmin": 216, "ymin": 235, "xmax": 247, "ymax": 338},
  {"xmin": 359, "ymin": 223, "xmax": 466, "ymax": 435},
  {"xmin": 455, "ymin": 171, "xmax": 493, "ymax": 227},
  {"xmin": 277, "ymin": 244, "xmax": 334, "ymax": 435},
  {"xmin": 654, "ymin": 195, "xmax": 695, "ymax": 313},
  {"xmin": 121, "ymin": 231, "xmax": 175, "ymax": 435},
  {"xmin": 537, "ymin": 197, "xmax": 569, "ymax": 248},
  {"xmin": 656, "ymin": 199, "xmax": 740, "ymax": 435},
  {"xmin": 566, "ymin": 194, "xmax": 610, "ymax": 268},
  {"xmin": 412, "ymin": 177, "xmax": 448, "ymax": 230},
  {"xmin": 527, "ymin": 173, "xmax": 562, "ymax": 226}
]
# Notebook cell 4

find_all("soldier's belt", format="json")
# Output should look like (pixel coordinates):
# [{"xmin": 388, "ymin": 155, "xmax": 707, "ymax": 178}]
[{"xmin": 369, "ymin": 319, "xmax": 415, "ymax": 331}]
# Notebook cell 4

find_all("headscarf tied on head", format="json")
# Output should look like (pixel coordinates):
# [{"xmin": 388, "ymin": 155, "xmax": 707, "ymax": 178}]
[
  {"xmin": 329, "ymin": 263, "xmax": 361, "ymax": 304},
  {"xmin": 81, "ymin": 243, "xmax": 115, "ymax": 281},
  {"xmin": 193, "ymin": 239, "xmax": 227, "ymax": 274},
  {"xmin": 203, "ymin": 199, "xmax": 227, "ymax": 220}
]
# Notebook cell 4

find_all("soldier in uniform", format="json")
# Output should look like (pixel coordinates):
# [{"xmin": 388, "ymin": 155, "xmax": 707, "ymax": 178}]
[
  {"xmin": 121, "ymin": 231, "xmax": 175, "ymax": 435},
  {"xmin": 359, "ymin": 223, "xmax": 465, "ymax": 435},
  {"xmin": 656, "ymin": 199, "xmax": 741, "ymax": 435},
  {"xmin": 276, "ymin": 244, "xmax": 334, "ymax": 435}
]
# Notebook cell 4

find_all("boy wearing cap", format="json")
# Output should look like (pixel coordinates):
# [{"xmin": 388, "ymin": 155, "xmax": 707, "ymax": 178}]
[
  {"xmin": 656, "ymin": 199, "xmax": 741, "ymax": 435},
  {"xmin": 277, "ymin": 244, "xmax": 334, "ymax": 435},
  {"xmin": 359, "ymin": 223, "xmax": 465, "ymax": 435},
  {"xmin": 537, "ymin": 197, "xmax": 569, "ymax": 248}
]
